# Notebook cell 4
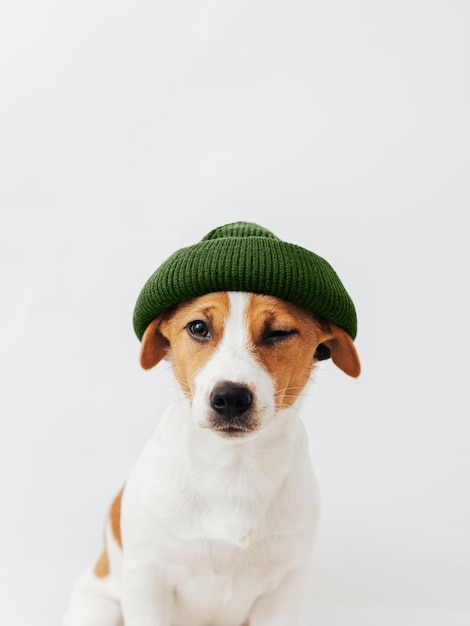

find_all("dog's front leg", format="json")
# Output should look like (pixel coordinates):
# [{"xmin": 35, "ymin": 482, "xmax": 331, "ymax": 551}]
[
  {"xmin": 249, "ymin": 563, "xmax": 310, "ymax": 626},
  {"xmin": 121, "ymin": 560, "xmax": 172, "ymax": 626}
]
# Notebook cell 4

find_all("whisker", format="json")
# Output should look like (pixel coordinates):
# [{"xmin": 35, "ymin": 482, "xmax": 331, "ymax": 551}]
[{"xmin": 265, "ymin": 401, "xmax": 304, "ymax": 418}]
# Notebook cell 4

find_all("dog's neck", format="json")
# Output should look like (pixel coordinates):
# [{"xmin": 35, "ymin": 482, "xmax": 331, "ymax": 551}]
[{"xmin": 165, "ymin": 386, "xmax": 306, "ymax": 547}]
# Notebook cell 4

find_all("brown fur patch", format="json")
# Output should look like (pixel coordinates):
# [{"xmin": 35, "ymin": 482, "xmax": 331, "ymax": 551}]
[
  {"xmin": 247, "ymin": 294, "xmax": 360, "ymax": 407},
  {"xmin": 94, "ymin": 549, "xmax": 110, "ymax": 578},
  {"xmin": 110, "ymin": 488, "xmax": 123, "ymax": 548},
  {"xmin": 157, "ymin": 292, "xmax": 230, "ymax": 397},
  {"xmin": 247, "ymin": 295, "xmax": 323, "ymax": 409},
  {"xmin": 321, "ymin": 322, "xmax": 361, "ymax": 378},
  {"xmin": 140, "ymin": 313, "xmax": 170, "ymax": 370}
]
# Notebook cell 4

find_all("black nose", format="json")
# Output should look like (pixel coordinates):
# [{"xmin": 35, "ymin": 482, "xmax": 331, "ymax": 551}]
[{"xmin": 210, "ymin": 383, "xmax": 253, "ymax": 420}]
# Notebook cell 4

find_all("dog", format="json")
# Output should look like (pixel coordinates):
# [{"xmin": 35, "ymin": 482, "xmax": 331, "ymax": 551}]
[{"xmin": 64, "ymin": 290, "xmax": 360, "ymax": 626}]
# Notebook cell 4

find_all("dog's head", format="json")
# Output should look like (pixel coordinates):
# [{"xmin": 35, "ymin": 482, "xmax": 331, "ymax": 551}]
[{"xmin": 140, "ymin": 292, "xmax": 360, "ymax": 439}]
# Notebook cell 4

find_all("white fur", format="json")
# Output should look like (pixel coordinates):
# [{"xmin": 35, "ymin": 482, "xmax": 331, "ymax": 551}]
[{"xmin": 64, "ymin": 292, "xmax": 320, "ymax": 626}]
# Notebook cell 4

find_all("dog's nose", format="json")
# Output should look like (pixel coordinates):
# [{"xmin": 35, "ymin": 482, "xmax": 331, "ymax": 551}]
[{"xmin": 210, "ymin": 383, "xmax": 253, "ymax": 420}]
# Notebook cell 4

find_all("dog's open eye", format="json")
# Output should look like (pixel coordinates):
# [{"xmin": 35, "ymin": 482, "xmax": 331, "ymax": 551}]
[
  {"xmin": 187, "ymin": 320, "xmax": 210, "ymax": 340},
  {"xmin": 263, "ymin": 329, "xmax": 298, "ymax": 345}
]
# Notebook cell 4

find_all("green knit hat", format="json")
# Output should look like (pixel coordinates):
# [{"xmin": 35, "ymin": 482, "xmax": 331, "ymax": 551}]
[{"xmin": 133, "ymin": 221, "xmax": 357, "ymax": 341}]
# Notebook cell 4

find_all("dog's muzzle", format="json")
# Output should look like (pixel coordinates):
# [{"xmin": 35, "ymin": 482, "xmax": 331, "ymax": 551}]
[{"xmin": 209, "ymin": 382, "xmax": 256, "ymax": 436}]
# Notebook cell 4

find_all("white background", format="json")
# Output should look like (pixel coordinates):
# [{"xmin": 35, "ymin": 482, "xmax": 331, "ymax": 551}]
[{"xmin": 1, "ymin": 1, "xmax": 469, "ymax": 624}]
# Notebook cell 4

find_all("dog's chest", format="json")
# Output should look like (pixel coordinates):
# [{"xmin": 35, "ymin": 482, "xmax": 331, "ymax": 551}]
[
  {"xmin": 123, "ymin": 399, "xmax": 316, "ymax": 624},
  {"xmin": 168, "ymin": 535, "xmax": 295, "ymax": 626}
]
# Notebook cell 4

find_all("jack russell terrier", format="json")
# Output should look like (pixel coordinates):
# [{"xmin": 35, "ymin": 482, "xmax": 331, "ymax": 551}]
[{"xmin": 64, "ymin": 222, "xmax": 360, "ymax": 626}]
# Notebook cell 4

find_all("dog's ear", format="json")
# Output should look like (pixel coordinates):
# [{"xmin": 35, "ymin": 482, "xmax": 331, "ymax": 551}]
[
  {"xmin": 140, "ymin": 315, "xmax": 170, "ymax": 370},
  {"xmin": 318, "ymin": 322, "xmax": 361, "ymax": 378}
]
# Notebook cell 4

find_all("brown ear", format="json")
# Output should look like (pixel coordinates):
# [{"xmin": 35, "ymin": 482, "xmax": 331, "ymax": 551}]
[
  {"xmin": 321, "ymin": 323, "xmax": 361, "ymax": 378},
  {"xmin": 139, "ymin": 315, "xmax": 170, "ymax": 370}
]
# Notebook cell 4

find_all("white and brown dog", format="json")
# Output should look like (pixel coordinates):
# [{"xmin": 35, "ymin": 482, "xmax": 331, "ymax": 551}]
[{"xmin": 64, "ymin": 291, "xmax": 360, "ymax": 626}]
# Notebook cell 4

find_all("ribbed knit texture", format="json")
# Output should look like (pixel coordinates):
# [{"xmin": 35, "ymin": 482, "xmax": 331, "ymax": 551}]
[{"xmin": 133, "ymin": 221, "xmax": 358, "ymax": 341}]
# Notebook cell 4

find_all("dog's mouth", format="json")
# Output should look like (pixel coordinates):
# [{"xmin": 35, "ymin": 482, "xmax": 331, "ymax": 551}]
[
  {"xmin": 208, "ymin": 411, "xmax": 259, "ymax": 438},
  {"xmin": 211, "ymin": 422, "xmax": 255, "ymax": 438}
]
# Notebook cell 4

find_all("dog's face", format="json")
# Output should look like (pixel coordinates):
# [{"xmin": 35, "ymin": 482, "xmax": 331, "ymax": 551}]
[{"xmin": 140, "ymin": 292, "xmax": 360, "ymax": 439}]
